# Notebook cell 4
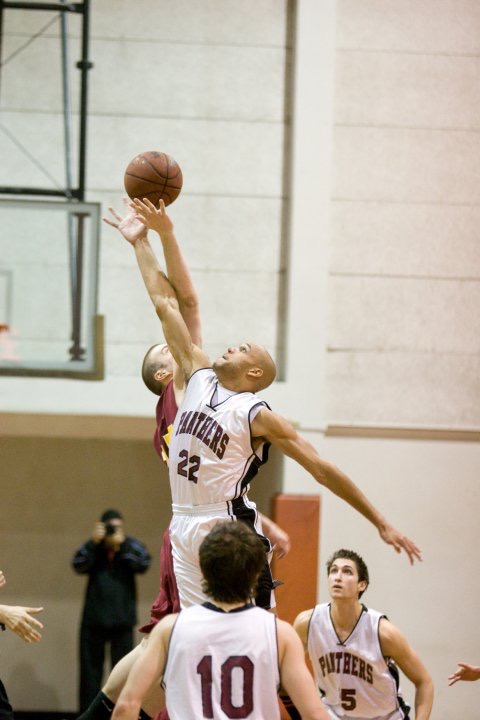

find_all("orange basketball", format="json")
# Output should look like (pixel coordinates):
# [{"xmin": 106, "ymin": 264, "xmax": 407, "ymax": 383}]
[{"xmin": 124, "ymin": 151, "xmax": 183, "ymax": 206}]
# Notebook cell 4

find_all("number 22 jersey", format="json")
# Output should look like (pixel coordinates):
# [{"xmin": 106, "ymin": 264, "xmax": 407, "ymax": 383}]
[{"xmin": 169, "ymin": 368, "xmax": 270, "ymax": 507}]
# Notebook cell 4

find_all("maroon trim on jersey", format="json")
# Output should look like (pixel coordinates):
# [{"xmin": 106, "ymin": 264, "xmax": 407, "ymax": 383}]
[{"xmin": 153, "ymin": 380, "xmax": 178, "ymax": 464}]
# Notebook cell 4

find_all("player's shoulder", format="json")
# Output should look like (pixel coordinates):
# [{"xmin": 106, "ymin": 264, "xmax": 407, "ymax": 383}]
[
  {"xmin": 377, "ymin": 614, "xmax": 403, "ymax": 648},
  {"xmin": 150, "ymin": 612, "xmax": 179, "ymax": 643},
  {"xmin": 277, "ymin": 617, "xmax": 299, "ymax": 639},
  {"xmin": 293, "ymin": 607, "xmax": 315, "ymax": 629},
  {"xmin": 251, "ymin": 404, "xmax": 290, "ymax": 430}
]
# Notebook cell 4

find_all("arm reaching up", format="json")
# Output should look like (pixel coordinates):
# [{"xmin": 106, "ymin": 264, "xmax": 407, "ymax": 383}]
[
  {"xmin": 130, "ymin": 198, "xmax": 202, "ymax": 346},
  {"xmin": 104, "ymin": 204, "xmax": 208, "ymax": 383}
]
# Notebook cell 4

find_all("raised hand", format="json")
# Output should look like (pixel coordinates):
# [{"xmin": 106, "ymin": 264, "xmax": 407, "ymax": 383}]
[
  {"xmin": 378, "ymin": 523, "xmax": 422, "ymax": 565},
  {"xmin": 103, "ymin": 200, "xmax": 148, "ymax": 246},
  {"xmin": 129, "ymin": 198, "xmax": 175, "ymax": 238}
]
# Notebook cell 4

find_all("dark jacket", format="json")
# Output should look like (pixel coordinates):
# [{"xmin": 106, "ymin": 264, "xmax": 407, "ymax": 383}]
[{"xmin": 72, "ymin": 537, "xmax": 151, "ymax": 629}]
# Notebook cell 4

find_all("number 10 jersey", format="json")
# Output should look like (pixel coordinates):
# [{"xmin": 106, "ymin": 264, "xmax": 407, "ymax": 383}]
[{"xmin": 163, "ymin": 603, "xmax": 280, "ymax": 720}]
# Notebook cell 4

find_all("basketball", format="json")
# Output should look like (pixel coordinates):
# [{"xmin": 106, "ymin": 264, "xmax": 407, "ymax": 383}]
[{"xmin": 124, "ymin": 151, "xmax": 183, "ymax": 206}]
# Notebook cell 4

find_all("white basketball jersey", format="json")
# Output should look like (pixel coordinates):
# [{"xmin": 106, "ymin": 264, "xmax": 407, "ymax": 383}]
[
  {"xmin": 308, "ymin": 604, "xmax": 407, "ymax": 719},
  {"xmin": 169, "ymin": 368, "xmax": 270, "ymax": 506},
  {"xmin": 163, "ymin": 603, "xmax": 281, "ymax": 720}
]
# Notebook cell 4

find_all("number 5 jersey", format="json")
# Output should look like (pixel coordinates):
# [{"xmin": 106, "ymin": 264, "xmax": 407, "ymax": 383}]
[{"xmin": 307, "ymin": 603, "xmax": 409, "ymax": 719}]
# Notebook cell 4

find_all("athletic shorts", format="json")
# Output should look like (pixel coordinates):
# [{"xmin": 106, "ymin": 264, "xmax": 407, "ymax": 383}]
[{"xmin": 170, "ymin": 496, "xmax": 275, "ymax": 610}]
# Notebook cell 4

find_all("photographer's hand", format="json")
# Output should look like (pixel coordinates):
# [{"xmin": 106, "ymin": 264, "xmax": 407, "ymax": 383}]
[
  {"xmin": 92, "ymin": 522, "xmax": 106, "ymax": 544},
  {"xmin": 105, "ymin": 527, "xmax": 125, "ymax": 551}
]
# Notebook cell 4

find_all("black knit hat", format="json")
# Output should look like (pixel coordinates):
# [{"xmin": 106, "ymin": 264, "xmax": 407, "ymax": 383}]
[{"xmin": 100, "ymin": 509, "xmax": 123, "ymax": 522}]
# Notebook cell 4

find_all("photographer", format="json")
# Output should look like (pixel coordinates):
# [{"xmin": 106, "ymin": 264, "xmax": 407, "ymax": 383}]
[{"xmin": 72, "ymin": 509, "xmax": 151, "ymax": 712}]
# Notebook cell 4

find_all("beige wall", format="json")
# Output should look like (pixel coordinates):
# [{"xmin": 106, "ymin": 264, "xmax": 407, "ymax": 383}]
[
  {"xmin": 0, "ymin": 1, "xmax": 479, "ymax": 718},
  {"xmin": 328, "ymin": 0, "xmax": 480, "ymax": 428},
  {"xmin": 0, "ymin": 422, "xmax": 280, "ymax": 711}
]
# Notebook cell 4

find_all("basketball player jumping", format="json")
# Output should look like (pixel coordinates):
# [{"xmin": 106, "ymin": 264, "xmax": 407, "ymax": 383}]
[
  {"xmin": 294, "ymin": 549, "xmax": 433, "ymax": 720},
  {"xmin": 117, "ymin": 198, "xmax": 422, "ymax": 617}
]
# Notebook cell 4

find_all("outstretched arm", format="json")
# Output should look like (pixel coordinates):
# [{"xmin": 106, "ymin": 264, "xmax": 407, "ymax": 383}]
[
  {"xmin": 0, "ymin": 604, "xmax": 43, "ymax": 643},
  {"xmin": 130, "ymin": 198, "xmax": 202, "ymax": 347},
  {"xmin": 251, "ymin": 408, "xmax": 422, "ymax": 564},
  {"xmin": 104, "ymin": 206, "xmax": 208, "ymax": 379},
  {"xmin": 0, "ymin": 571, "xmax": 43, "ymax": 643},
  {"xmin": 380, "ymin": 619, "xmax": 433, "ymax": 720},
  {"xmin": 448, "ymin": 662, "xmax": 480, "ymax": 686}
]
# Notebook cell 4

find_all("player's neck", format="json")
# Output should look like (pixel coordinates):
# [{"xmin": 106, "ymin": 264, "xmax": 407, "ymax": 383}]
[
  {"xmin": 214, "ymin": 370, "xmax": 254, "ymax": 394},
  {"xmin": 330, "ymin": 599, "xmax": 364, "ymax": 633},
  {"xmin": 211, "ymin": 599, "xmax": 248, "ymax": 612}
]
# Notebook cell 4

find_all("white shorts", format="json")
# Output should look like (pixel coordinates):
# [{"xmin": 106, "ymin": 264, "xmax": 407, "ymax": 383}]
[{"xmin": 169, "ymin": 499, "xmax": 275, "ymax": 609}]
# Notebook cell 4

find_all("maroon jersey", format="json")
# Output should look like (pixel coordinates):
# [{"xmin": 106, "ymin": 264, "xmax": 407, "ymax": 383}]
[
  {"xmin": 138, "ymin": 527, "xmax": 180, "ymax": 633},
  {"xmin": 153, "ymin": 379, "xmax": 178, "ymax": 464},
  {"xmin": 139, "ymin": 379, "xmax": 181, "ymax": 638}
]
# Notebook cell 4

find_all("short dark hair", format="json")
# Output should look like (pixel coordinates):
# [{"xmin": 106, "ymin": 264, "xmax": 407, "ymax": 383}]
[
  {"xmin": 100, "ymin": 509, "xmax": 123, "ymax": 522},
  {"xmin": 326, "ymin": 549, "xmax": 369, "ymax": 598},
  {"xmin": 142, "ymin": 344, "xmax": 167, "ymax": 396},
  {"xmin": 199, "ymin": 522, "xmax": 266, "ymax": 604}
]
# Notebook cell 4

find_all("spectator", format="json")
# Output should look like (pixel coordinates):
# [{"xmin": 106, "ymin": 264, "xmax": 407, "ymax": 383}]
[{"xmin": 72, "ymin": 510, "xmax": 151, "ymax": 711}]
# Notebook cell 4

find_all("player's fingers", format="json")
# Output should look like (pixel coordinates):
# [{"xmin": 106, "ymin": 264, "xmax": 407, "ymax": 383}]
[
  {"xmin": 142, "ymin": 198, "xmax": 156, "ymax": 210},
  {"xmin": 24, "ymin": 628, "xmax": 41, "ymax": 643},
  {"xmin": 400, "ymin": 537, "xmax": 422, "ymax": 564},
  {"xmin": 108, "ymin": 207, "xmax": 123, "ymax": 221},
  {"xmin": 130, "ymin": 203, "xmax": 148, "ymax": 218},
  {"xmin": 408, "ymin": 542, "xmax": 422, "ymax": 563},
  {"xmin": 102, "ymin": 217, "xmax": 117, "ymax": 228}
]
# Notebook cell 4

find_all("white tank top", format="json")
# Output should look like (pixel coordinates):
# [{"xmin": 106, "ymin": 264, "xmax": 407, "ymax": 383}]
[
  {"xmin": 308, "ymin": 603, "xmax": 407, "ymax": 719},
  {"xmin": 163, "ymin": 603, "xmax": 281, "ymax": 719},
  {"xmin": 169, "ymin": 368, "xmax": 270, "ymax": 506}
]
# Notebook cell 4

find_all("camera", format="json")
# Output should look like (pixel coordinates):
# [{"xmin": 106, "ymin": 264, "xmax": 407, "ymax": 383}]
[{"xmin": 105, "ymin": 523, "xmax": 117, "ymax": 536}]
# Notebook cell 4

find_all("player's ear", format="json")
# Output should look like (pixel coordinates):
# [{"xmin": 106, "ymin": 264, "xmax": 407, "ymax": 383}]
[
  {"xmin": 358, "ymin": 580, "xmax": 368, "ymax": 595},
  {"xmin": 247, "ymin": 366, "xmax": 263, "ymax": 379},
  {"xmin": 154, "ymin": 368, "xmax": 170, "ymax": 381}
]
